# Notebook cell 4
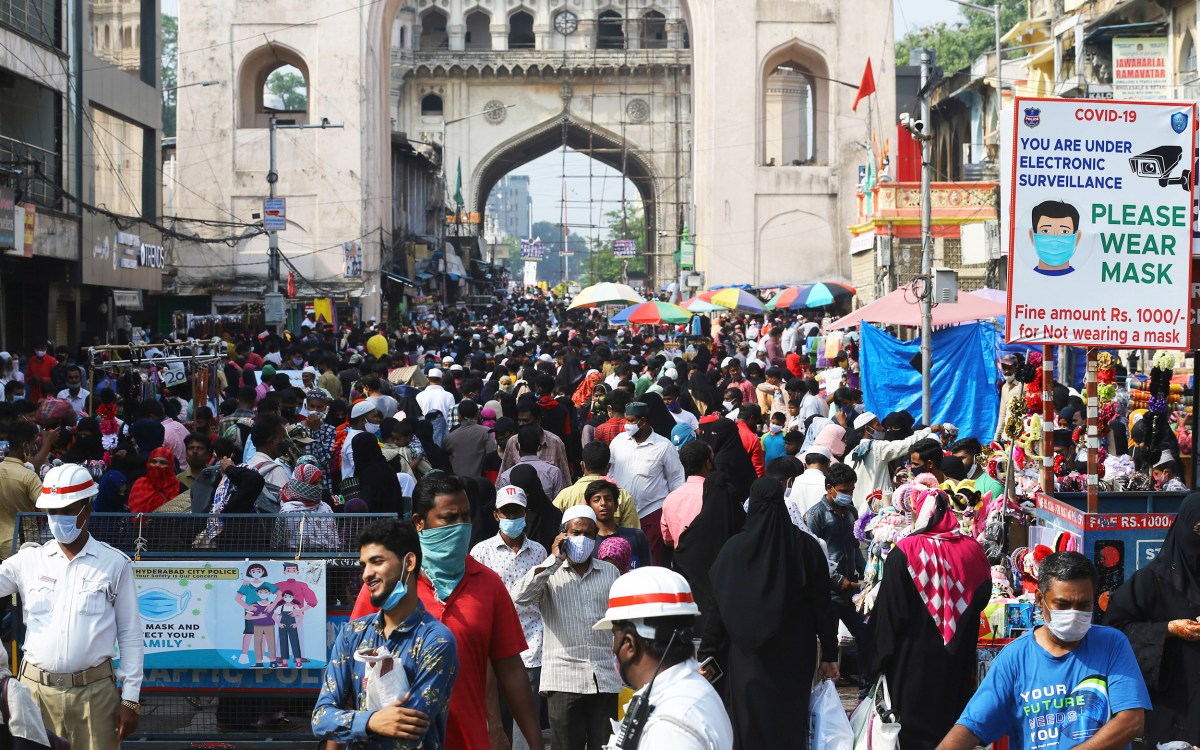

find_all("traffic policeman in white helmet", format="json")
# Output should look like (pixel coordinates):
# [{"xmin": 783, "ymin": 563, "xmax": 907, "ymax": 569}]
[
  {"xmin": 592, "ymin": 567, "xmax": 733, "ymax": 750},
  {"xmin": 0, "ymin": 463, "xmax": 144, "ymax": 749}
]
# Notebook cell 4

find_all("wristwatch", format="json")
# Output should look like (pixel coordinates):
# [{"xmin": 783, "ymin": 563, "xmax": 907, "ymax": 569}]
[{"xmin": 121, "ymin": 700, "xmax": 141, "ymax": 715}]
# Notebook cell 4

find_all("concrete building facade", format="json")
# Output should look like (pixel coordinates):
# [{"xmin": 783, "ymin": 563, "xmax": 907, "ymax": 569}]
[{"xmin": 175, "ymin": 0, "xmax": 893, "ymax": 320}]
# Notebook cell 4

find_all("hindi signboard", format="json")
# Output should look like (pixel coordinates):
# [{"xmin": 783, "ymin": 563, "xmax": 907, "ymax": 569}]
[
  {"xmin": 1005, "ymin": 98, "xmax": 1195, "ymax": 349},
  {"xmin": 132, "ymin": 560, "xmax": 327, "ymax": 670}
]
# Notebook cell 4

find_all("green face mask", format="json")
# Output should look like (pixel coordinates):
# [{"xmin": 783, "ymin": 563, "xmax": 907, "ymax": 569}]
[{"xmin": 418, "ymin": 523, "xmax": 472, "ymax": 600}]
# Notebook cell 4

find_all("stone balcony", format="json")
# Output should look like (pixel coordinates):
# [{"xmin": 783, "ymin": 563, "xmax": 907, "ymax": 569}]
[{"xmin": 395, "ymin": 48, "xmax": 692, "ymax": 77}]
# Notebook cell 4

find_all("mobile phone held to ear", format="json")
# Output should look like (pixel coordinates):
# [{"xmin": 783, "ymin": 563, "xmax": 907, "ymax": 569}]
[{"xmin": 699, "ymin": 656, "xmax": 723, "ymax": 684}]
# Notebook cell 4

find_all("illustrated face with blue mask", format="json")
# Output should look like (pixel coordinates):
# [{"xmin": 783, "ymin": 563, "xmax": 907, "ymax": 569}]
[{"xmin": 1028, "ymin": 203, "xmax": 1081, "ymax": 274}]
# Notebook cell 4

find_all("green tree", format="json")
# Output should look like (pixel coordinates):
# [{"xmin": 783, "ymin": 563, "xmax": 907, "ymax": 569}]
[
  {"xmin": 895, "ymin": 0, "xmax": 1024, "ymax": 74},
  {"xmin": 161, "ymin": 14, "xmax": 177, "ymax": 137},
  {"xmin": 266, "ymin": 67, "xmax": 308, "ymax": 111},
  {"xmin": 582, "ymin": 206, "xmax": 646, "ymax": 286}
]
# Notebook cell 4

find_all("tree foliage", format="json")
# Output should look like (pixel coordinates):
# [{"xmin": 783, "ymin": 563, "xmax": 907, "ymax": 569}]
[
  {"xmin": 266, "ymin": 68, "xmax": 308, "ymax": 111},
  {"xmin": 895, "ymin": 0, "xmax": 1025, "ymax": 75},
  {"xmin": 582, "ymin": 206, "xmax": 646, "ymax": 286},
  {"xmin": 161, "ymin": 14, "xmax": 177, "ymax": 138}
]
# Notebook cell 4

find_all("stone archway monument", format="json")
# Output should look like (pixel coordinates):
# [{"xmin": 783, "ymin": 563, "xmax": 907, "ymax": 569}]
[{"xmin": 175, "ymin": 0, "xmax": 893, "ymax": 319}]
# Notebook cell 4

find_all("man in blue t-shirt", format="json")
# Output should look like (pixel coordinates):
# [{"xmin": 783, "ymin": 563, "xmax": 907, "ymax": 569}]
[{"xmin": 936, "ymin": 552, "xmax": 1150, "ymax": 750}]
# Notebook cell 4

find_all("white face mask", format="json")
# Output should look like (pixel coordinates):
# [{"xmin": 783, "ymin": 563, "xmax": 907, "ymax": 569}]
[
  {"xmin": 623, "ymin": 423, "xmax": 639, "ymax": 437},
  {"xmin": 1044, "ymin": 608, "xmax": 1092, "ymax": 643},
  {"xmin": 768, "ymin": 423, "xmax": 783, "ymax": 434},
  {"xmin": 722, "ymin": 401, "xmax": 735, "ymax": 412},
  {"xmin": 47, "ymin": 508, "xmax": 85, "ymax": 544},
  {"xmin": 364, "ymin": 422, "xmax": 381, "ymax": 436},
  {"xmin": 565, "ymin": 535, "xmax": 596, "ymax": 564}
]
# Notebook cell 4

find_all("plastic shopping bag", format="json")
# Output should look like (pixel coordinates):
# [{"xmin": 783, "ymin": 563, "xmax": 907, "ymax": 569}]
[
  {"xmin": 354, "ymin": 645, "xmax": 410, "ymax": 712},
  {"xmin": 850, "ymin": 675, "xmax": 901, "ymax": 750},
  {"xmin": 809, "ymin": 679, "xmax": 854, "ymax": 750}
]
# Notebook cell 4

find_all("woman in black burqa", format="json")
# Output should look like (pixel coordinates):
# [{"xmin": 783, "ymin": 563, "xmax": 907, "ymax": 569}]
[
  {"xmin": 700, "ymin": 477, "xmax": 838, "ymax": 750},
  {"xmin": 698, "ymin": 417, "xmax": 757, "ymax": 501},
  {"xmin": 1105, "ymin": 492, "xmax": 1200, "ymax": 747},
  {"xmin": 507, "ymin": 463, "xmax": 563, "ymax": 553},
  {"xmin": 350, "ymin": 432, "xmax": 404, "ymax": 516}
]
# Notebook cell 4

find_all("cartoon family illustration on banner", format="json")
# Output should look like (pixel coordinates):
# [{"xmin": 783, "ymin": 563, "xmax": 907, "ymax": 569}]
[{"xmin": 132, "ymin": 560, "xmax": 327, "ymax": 670}]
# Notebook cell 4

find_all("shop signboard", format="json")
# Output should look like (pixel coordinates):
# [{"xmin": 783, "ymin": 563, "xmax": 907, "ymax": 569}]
[
  {"xmin": 0, "ymin": 187, "xmax": 14, "ymax": 251},
  {"xmin": 1112, "ymin": 38, "xmax": 1170, "ymax": 100},
  {"xmin": 1005, "ymin": 98, "xmax": 1195, "ymax": 349}
]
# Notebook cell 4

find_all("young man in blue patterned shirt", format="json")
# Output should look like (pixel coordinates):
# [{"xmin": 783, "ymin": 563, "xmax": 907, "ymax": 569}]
[{"xmin": 313, "ymin": 519, "xmax": 458, "ymax": 749}]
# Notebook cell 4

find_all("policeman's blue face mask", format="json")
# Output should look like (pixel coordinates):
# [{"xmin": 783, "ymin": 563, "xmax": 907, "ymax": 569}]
[{"xmin": 1032, "ymin": 232, "xmax": 1077, "ymax": 267}]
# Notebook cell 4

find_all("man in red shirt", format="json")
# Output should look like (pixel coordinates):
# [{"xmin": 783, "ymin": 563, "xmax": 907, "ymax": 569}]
[
  {"xmin": 350, "ymin": 474, "xmax": 544, "ymax": 750},
  {"xmin": 591, "ymin": 390, "xmax": 629, "ymax": 446},
  {"xmin": 736, "ymin": 404, "xmax": 766, "ymax": 478},
  {"xmin": 24, "ymin": 341, "xmax": 57, "ymax": 403}
]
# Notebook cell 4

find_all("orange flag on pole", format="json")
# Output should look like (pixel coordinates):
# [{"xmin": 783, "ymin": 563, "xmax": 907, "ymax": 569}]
[{"xmin": 852, "ymin": 59, "xmax": 876, "ymax": 112}]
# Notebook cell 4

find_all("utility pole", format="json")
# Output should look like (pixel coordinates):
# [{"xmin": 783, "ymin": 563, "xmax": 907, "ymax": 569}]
[
  {"xmin": 919, "ymin": 49, "xmax": 934, "ymax": 424},
  {"xmin": 265, "ymin": 114, "xmax": 343, "ymax": 326}
]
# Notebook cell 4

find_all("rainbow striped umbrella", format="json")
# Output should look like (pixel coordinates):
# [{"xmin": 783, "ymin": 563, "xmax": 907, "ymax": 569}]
[
  {"xmin": 610, "ymin": 300, "xmax": 693, "ymax": 325},
  {"xmin": 686, "ymin": 288, "xmax": 765, "ymax": 314},
  {"xmin": 765, "ymin": 283, "xmax": 856, "ymax": 310}
]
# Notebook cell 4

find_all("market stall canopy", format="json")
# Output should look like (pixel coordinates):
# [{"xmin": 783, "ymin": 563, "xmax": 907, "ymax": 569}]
[
  {"xmin": 765, "ymin": 283, "xmax": 856, "ymax": 310},
  {"xmin": 610, "ymin": 300, "xmax": 693, "ymax": 325},
  {"xmin": 567, "ymin": 282, "xmax": 644, "ymax": 309},
  {"xmin": 682, "ymin": 288, "xmax": 764, "ymax": 314},
  {"xmin": 825, "ymin": 283, "xmax": 1005, "ymax": 329}
]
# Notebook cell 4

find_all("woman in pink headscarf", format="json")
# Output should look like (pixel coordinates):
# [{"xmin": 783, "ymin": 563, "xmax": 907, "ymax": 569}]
[
  {"xmin": 869, "ymin": 484, "xmax": 991, "ymax": 750},
  {"xmin": 813, "ymin": 422, "xmax": 847, "ymax": 461}
]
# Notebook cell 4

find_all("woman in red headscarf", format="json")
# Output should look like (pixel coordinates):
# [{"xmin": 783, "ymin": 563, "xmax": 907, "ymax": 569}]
[
  {"xmin": 870, "ymin": 485, "xmax": 991, "ymax": 750},
  {"xmin": 128, "ymin": 447, "xmax": 182, "ymax": 513}
]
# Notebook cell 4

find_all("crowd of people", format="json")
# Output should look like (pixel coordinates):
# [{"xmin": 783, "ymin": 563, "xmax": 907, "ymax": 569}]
[{"xmin": 0, "ymin": 287, "xmax": 1193, "ymax": 750}]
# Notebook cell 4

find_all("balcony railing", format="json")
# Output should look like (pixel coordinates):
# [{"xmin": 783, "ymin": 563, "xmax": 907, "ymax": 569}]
[{"xmin": 0, "ymin": 134, "xmax": 62, "ymax": 209}]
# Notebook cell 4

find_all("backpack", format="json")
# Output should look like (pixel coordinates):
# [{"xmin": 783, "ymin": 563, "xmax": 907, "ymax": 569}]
[
  {"xmin": 250, "ymin": 460, "xmax": 285, "ymax": 514},
  {"xmin": 189, "ymin": 465, "xmax": 224, "ymax": 513}
]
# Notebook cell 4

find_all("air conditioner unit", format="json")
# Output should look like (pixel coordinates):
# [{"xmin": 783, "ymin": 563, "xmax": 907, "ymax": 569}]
[{"xmin": 875, "ymin": 235, "xmax": 893, "ymax": 267}]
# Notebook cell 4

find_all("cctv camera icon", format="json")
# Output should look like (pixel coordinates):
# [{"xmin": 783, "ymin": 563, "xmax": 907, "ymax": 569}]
[{"xmin": 1128, "ymin": 145, "xmax": 1191, "ymax": 190}]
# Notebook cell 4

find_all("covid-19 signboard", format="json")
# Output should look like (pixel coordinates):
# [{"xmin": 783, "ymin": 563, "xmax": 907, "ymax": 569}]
[{"xmin": 1005, "ymin": 98, "xmax": 1196, "ymax": 349}]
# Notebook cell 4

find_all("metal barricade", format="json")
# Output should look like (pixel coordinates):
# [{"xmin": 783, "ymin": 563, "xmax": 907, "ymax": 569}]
[{"xmin": 12, "ymin": 512, "xmax": 391, "ymax": 747}]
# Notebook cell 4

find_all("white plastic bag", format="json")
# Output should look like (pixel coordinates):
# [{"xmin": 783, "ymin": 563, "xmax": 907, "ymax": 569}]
[
  {"xmin": 850, "ymin": 675, "xmax": 901, "ymax": 750},
  {"xmin": 354, "ymin": 645, "xmax": 410, "ymax": 712},
  {"xmin": 809, "ymin": 679, "xmax": 854, "ymax": 750}
]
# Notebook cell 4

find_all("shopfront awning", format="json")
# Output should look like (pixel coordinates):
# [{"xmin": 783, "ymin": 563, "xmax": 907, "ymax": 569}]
[{"xmin": 382, "ymin": 272, "xmax": 419, "ymax": 287}]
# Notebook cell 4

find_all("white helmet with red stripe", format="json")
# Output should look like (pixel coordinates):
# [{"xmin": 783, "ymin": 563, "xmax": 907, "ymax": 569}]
[
  {"xmin": 592, "ymin": 567, "xmax": 700, "ymax": 631},
  {"xmin": 37, "ymin": 463, "xmax": 98, "ymax": 509}
]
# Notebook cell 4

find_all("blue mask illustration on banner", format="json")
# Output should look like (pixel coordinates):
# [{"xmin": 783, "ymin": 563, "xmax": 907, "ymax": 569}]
[
  {"xmin": 138, "ymin": 588, "xmax": 192, "ymax": 621},
  {"xmin": 1032, "ymin": 233, "xmax": 1077, "ymax": 267}
]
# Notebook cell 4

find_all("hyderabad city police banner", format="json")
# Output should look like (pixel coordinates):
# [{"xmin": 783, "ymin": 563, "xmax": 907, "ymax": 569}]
[
  {"xmin": 132, "ymin": 560, "xmax": 327, "ymax": 670},
  {"xmin": 1005, "ymin": 97, "xmax": 1196, "ymax": 349}
]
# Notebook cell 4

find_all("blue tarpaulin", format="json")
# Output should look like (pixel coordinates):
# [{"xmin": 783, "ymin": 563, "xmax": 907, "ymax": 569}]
[{"xmin": 860, "ymin": 321, "xmax": 1000, "ymax": 441}]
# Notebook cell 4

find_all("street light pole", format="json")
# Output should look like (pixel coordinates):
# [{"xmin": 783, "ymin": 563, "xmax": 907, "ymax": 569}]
[
  {"xmin": 265, "ymin": 114, "xmax": 344, "ymax": 325},
  {"xmin": 919, "ymin": 49, "xmax": 934, "ymax": 424}
]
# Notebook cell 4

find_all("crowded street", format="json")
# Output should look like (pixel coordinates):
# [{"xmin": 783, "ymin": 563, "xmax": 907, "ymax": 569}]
[{"xmin": 2, "ymin": 0, "xmax": 1200, "ymax": 748}]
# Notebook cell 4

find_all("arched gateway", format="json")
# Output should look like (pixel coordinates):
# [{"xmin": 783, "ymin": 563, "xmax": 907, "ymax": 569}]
[{"xmin": 175, "ymin": 0, "xmax": 892, "ymax": 319}]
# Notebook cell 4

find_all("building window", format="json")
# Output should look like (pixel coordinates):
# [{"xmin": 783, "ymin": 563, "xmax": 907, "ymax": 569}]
[
  {"xmin": 1180, "ymin": 32, "xmax": 1199, "ymax": 98},
  {"xmin": 465, "ymin": 10, "xmax": 491, "ymax": 50},
  {"xmin": 641, "ymin": 10, "xmax": 666, "ymax": 49},
  {"xmin": 237, "ymin": 44, "xmax": 311, "ymax": 128},
  {"xmin": 90, "ymin": 106, "xmax": 144, "ymax": 217},
  {"xmin": 761, "ymin": 42, "xmax": 829, "ymax": 166},
  {"xmin": 89, "ymin": 0, "xmax": 140, "ymax": 76},
  {"xmin": 597, "ymin": 10, "xmax": 624, "ymax": 50},
  {"xmin": 419, "ymin": 8, "xmax": 448, "ymax": 50},
  {"xmin": 0, "ymin": 0, "xmax": 61, "ymax": 50},
  {"xmin": 0, "ymin": 75, "xmax": 62, "ymax": 209},
  {"xmin": 509, "ymin": 10, "xmax": 535, "ymax": 50},
  {"xmin": 421, "ymin": 93, "xmax": 444, "ymax": 117}
]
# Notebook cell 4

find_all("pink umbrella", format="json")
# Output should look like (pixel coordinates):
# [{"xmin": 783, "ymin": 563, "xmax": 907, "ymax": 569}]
[{"xmin": 825, "ymin": 283, "xmax": 1005, "ymax": 329}]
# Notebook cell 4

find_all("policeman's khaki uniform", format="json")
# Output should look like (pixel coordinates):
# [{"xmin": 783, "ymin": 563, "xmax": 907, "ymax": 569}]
[
  {"xmin": 0, "ymin": 533, "xmax": 143, "ymax": 749},
  {"xmin": 607, "ymin": 659, "xmax": 733, "ymax": 750}
]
